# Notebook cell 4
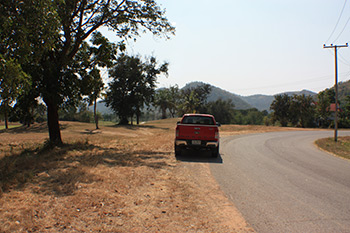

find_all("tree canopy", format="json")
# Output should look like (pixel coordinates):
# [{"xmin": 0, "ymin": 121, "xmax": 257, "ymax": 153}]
[
  {"xmin": 105, "ymin": 54, "xmax": 168, "ymax": 125},
  {"xmin": 0, "ymin": 56, "xmax": 29, "ymax": 129},
  {"xmin": 0, "ymin": 0, "xmax": 175, "ymax": 145}
]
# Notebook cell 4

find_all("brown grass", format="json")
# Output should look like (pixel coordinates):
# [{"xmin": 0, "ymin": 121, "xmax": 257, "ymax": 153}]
[
  {"xmin": 315, "ymin": 136, "xmax": 350, "ymax": 160},
  {"xmin": 0, "ymin": 119, "xmax": 309, "ymax": 232}
]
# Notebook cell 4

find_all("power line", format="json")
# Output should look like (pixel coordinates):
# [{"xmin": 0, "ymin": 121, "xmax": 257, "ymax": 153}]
[
  {"xmin": 333, "ymin": 14, "xmax": 350, "ymax": 43},
  {"xmin": 231, "ymin": 73, "xmax": 344, "ymax": 92},
  {"xmin": 326, "ymin": 47, "xmax": 350, "ymax": 66},
  {"xmin": 326, "ymin": 0, "xmax": 347, "ymax": 43}
]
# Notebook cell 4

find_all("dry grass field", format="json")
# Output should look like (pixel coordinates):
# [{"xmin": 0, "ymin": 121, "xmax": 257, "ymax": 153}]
[
  {"xmin": 0, "ymin": 119, "xmax": 321, "ymax": 232},
  {"xmin": 315, "ymin": 136, "xmax": 350, "ymax": 160}
]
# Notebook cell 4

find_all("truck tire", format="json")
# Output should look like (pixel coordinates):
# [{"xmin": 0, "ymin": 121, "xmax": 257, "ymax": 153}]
[
  {"xmin": 175, "ymin": 145, "xmax": 181, "ymax": 157},
  {"xmin": 212, "ymin": 146, "xmax": 219, "ymax": 158}
]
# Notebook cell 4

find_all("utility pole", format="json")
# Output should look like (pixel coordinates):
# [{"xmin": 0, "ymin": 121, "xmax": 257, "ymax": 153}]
[{"xmin": 323, "ymin": 43, "xmax": 348, "ymax": 142}]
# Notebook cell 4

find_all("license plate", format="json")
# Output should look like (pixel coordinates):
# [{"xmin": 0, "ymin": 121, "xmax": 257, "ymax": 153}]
[{"xmin": 192, "ymin": 140, "xmax": 201, "ymax": 145}]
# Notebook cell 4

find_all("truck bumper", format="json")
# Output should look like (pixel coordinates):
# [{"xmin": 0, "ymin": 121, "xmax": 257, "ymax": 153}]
[{"xmin": 175, "ymin": 139, "xmax": 219, "ymax": 148}]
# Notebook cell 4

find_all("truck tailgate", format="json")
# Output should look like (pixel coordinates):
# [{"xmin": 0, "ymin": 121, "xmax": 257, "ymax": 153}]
[{"xmin": 177, "ymin": 124, "xmax": 218, "ymax": 141}]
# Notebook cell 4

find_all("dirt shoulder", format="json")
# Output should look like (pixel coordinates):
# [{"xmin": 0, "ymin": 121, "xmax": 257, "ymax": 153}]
[{"xmin": 0, "ymin": 120, "xmax": 305, "ymax": 232}]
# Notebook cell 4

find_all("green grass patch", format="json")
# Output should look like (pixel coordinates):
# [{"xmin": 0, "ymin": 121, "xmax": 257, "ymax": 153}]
[
  {"xmin": 0, "ymin": 124, "xmax": 21, "ymax": 130},
  {"xmin": 315, "ymin": 136, "xmax": 350, "ymax": 160}
]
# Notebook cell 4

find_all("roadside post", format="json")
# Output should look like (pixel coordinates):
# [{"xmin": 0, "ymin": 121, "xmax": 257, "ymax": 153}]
[{"xmin": 323, "ymin": 43, "xmax": 348, "ymax": 142}]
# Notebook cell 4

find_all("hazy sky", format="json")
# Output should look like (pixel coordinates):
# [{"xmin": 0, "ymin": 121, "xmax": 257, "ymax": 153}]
[{"xmin": 102, "ymin": 0, "xmax": 350, "ymax": 96}]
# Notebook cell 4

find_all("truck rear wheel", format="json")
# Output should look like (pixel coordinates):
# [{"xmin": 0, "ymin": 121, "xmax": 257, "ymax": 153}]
[
  {"xmin": 212, "ymin": 146, "xmax": 219, "ymax": 158},
  {"xmin": 175, "ymin": 145, "xmax": 181, "ymax": 157}
]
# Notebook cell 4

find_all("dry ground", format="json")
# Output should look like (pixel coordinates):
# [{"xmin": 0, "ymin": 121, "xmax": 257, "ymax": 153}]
[
  {"xmin": 315, "ymin": 136, "xmax": 350, "ymax": 160},
  {"xmin": 0, "ymin": 119, "xmax": 307, "ymax": 232}
]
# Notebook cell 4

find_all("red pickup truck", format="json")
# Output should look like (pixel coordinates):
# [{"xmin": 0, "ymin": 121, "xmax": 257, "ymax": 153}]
[{"xmin": 175, "ymin": 114, "xmax": 220, "ymax": 157}]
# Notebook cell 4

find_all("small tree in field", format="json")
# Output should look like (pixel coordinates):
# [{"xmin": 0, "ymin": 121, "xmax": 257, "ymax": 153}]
[
  {"xmin": 105, "ymin": 54, "xmax": 168, "ymax": 125},
  {"xmin": 0, "ymin": 56, "xmax": 29, "ymax": 129},
  {"xmin": 270, "ymin": 94, "xmax": 290, "ymax": 127}
]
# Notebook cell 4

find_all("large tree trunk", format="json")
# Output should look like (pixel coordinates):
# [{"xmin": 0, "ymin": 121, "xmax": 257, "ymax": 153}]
[
  {"xmin": 161, "ymin": 107, "xmax": 167, "ymax": 119},
  {"xmin": 4, "ymin": 108, "xmax": 8, "ymax": 129},
  {"xmin": 119, "ymin": 117, "xmax": 129, "ymax": 125},
  {"xmin": 45, "ymin": 99, "xmax": 63, "ymax": 146},
  {"xmin": 94, "ymin": 98, "xmax": 99, "ymax": 129},
  {"xmin": 136, "ymin": 113, "xmax": 140, "ymax": 125}
]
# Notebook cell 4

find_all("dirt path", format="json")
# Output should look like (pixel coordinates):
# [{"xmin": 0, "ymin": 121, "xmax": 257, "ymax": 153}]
[{"xmin": 0, "ymin": 119, "xmax": 300, "ymax": 232}]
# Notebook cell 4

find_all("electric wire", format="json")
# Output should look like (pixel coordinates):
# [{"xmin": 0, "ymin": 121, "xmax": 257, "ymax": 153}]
[
  {"xmin": 326, "ymin": 0, "xmax": 347, "ymax": 43},
  {"xmin": 231, "ymin": 73, "xmax": 345, "ymax": 92},
  {"xmin": 333, "ymin": 13, "xmax": 350, "ymax": 43},
  {"xmin": 325, "ymin": 46, "xmax": 350, "ymax": 67}
]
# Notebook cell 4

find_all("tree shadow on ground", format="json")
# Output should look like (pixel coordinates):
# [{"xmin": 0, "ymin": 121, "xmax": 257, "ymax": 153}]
[
  {"xmin": 0, "ymin": 142, "xmax": 173, "ymax": 197},
  {"xmin": 175, "ymin": 150, "xmax": 223, "ymax": 164},
  {"xmin": 105, "ymin": 124, "xmax": 170, "ymax": 131},
  {"xmin": 0, "ymin": 123, "xmax": 68, "ymax": 134}
]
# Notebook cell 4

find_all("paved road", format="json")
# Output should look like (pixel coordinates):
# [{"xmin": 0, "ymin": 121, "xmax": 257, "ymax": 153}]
[{"xmin": 211, "ymin": 130, "xmax": 350, "ymax": 233}]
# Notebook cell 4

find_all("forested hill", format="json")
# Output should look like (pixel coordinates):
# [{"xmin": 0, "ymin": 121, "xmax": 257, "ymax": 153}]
[
  {"xmin": 241, "ymin": 90, "xmax": 317, "ymax": 111},
  {"xmin": 240, "ymin": 95, "xmax": 275, "ymax": 111},
  {"xmin": 182, "ymin": 82, "xmax": 253, "ymax": 110},
  {"xmin": 95, "ymin": 80, "xmax": 349, "ymax": 114},
  {"xmin": 183, "ymin": 82, "xmax": 317, "ymax": 111}
]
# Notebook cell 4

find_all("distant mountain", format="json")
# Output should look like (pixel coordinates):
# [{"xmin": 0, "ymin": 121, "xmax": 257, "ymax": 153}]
[
  {"xmin": 321, "ymin": 79, "xmax": 350, "ymax": 106},
  {"xmin": 280, "ymin": 90, "xmax": 317, "ymax": 97},
  {"xmin": 242, "ymin": 90, "xmax": 317, "ymax": 111},
  {"xmin": 91, "ymin": 80, "xmax": 346, "ymax": 115},
  {"xmin": 89, "ymin": 101, "xmax": 113, "ymax": 115},
  {"xmin": 182, "ymin": 82, "xmax": 319, "ymax": 111},
  {"xmin": 182, "ymin": 82, "xmax": 253, "ymax": 110},
  {"xmin": 241, "ymin": 95, "xmax": 275, "ymax": 111}
]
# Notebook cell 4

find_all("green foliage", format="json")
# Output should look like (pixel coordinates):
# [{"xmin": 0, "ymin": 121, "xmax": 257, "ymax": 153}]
[
  {"xmin": 315, "ymin": 89, "xmax": 333, "ymax": 128},
  {"xmin": 290, "ymin": 94, "xmax": 316, "ymax": 128},
  {"xmin": 270, "ymin": 94, "xmax": 291, "ymax": 127},
  {"xmin": 178, "ymin": 84, "xmax": 212, "ymax": 115},
  {"xmin": 339, "ymin": 96, "xmax": 350, "ymax": 128},
  {"xmin": 205, "ymin": 99, "xmax": 235, "ymax": 124},
  {"xmin": 59, "ymin": 103, "xmax": 101, "ymax": 123},
  {"xmin": 0, "ymin": 55, "xmax": 30, "ymax": 128},
  {"xmin": 153, "ymin": 85, "xmax": 180, "ymax": 119},
  {"xmin": 232, "ymin": 108, "xmax": 268, "ymax": 125},
  {"xmin": 270, "ymin": 94, "xmax": 316, "ymax": 128},
  {"xmin": 105, "ymin": 54, "xmax": 168, "ymax": 125},
  {"xmin": 154, "ymin": 88, "xmax": 171, "ymax": 119},
  {"xmin": 0, "ymin": 0, "xmax": 175, "ymax": 144}
]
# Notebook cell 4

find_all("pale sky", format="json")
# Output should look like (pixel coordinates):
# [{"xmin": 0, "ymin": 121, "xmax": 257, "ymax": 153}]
[{"xmin": 102, "ymin": 0, "xmax": 350, "ymax": 96}]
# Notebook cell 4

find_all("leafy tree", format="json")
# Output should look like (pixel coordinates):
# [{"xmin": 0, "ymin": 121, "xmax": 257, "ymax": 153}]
[
  {"xmin": 205, "ymin": 99, "xmax": 235, "ymax": 124},
  {"xmin": 1, "ymin": 0, "xmax": 175, "ymax": 145},
  {"xmin": 83, "ymin": 68, "xmax": 104, "ymax": 129},
  {"xmin": 270, "ymin": 94, "xmax": 291, "ymax": 127},
  {"xmin": 316, "ymin": 89, "xmax": 334, "ymax": 128},
  {"xmin": 231, "ymin": 108, "xmax": 267, "ymax": 125},
  {"xmin": 78, "ymin": 32, "xmax": 119, "ymax": 129},
  {"xmin": 290, "ymin": 94, "xmax": 315, "ymax": 128},
  {"xmin": 271, "ymin": 94, "xmax": 316, "ymax": 128},
  {"xmin": 168, "ymin": 85, "xmax": 181, "ymax": 117},
  {"xmin": 179, "ymin": 84, "xmax": 211, "ymax": 115},
  {"xmin": 339, "ymin": 95, "xmax": 350, "ymax": 128},
  {"xmin": 9, "ymin": 91, "xmax": 39, "ymax": 127},
  {"xmin": 154, "ymin": 88, "xmax": 171, "ymax": 119},
  {"xmin": 0, "ymin": 56, "xmax": 29, "ymax": 129},
  {"xmin": 105, "ymin": 54, "xmax": 168, "ymax": 125},
  {"xmin": 153, "ymin": 85, "xmax": 180, "ymax": 119}
]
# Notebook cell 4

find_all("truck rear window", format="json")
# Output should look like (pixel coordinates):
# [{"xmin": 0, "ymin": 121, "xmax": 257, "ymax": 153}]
[{"xmin": 182, "ymin": 116, "xmax": 215, "ymax": 125}]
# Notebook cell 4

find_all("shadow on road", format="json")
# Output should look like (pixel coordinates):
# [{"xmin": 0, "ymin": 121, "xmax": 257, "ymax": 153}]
[{"xmin": 175, "ymin": 150, "xmax": 223, "ymax": 164}]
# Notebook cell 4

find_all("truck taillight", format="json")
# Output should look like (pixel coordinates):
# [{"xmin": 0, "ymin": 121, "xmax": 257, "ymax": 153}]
[
  {"xmin": 215, "ymin": 130, "xmax": 219, "ymax": 140},
  {"xmin": 176, "ymin": 128, "xmax": 179, "ymax": 137}
]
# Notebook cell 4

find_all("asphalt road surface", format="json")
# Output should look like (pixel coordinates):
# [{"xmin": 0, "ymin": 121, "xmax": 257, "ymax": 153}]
[{"xmin": 211, "ymin": 130, "xmax": 350, "ymax": 233}]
